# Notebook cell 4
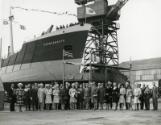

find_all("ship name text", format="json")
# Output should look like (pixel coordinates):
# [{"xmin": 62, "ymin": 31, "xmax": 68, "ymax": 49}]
[{"xmin": 43, "ymin": 39, "xmax": 65, "ymax": 46}]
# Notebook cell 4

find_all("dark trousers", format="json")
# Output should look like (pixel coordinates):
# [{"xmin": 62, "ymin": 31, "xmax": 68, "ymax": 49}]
[
  {"xmin": 153, "ymin": 98, "xmax": 158, "ymax": 110},
  {"xmin": 10, "ymin": 102, "xmax": 15, "ymax": 111},
  {"xmin": 31, "ymin": 102, "xmax": 37, "ymax": 111},
  {"xmin": 140, "ymin": 99, "xmax": 145, "ymax": 110},
  {"xmin": 109, "ymin": 97, "xmax": 113, "ymax": 109},
  {"xmin": 145, "ymin": 97, "xmax": 150, "ymax": 110},
  {"xmin": 65, "ymin": 99, "xmax": 70, "ymax": 110},
  {"xmin": 25, "ymin": 101, "xmax": 31, "ymax": 111}
]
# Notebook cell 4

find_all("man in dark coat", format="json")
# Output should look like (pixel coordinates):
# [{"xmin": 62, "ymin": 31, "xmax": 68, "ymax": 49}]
[
  {"xmin": 24, "ymin": 84, "xmax": 31, "ymax": 111},
  {"xmin": 152, "ymin": 83, "xmax": 159, "ymax": 110},
  {"xmin": 30, "ymin": 84, "xmax": 38, "ymax": 111},
  {"xmin": 77, "ymin": 84, "xmax": 84, "ymax": 110},
  {"xmin": 98, "ymin": 83, "xmax": 105, "ymax": 110},
  {"xmin": 64, "ymin": 82, "xmax": 70, "ymax": 110},
  {"xmin": 144, "ymin": 85, "xmax": 151, "ymax": 110},
  {"xmin": 112, "ymin": 82, "xmax": 119, "ymax": 110},
  {"xmin": 105, "ymin": 82, "xmax": 113, "ymax": 110},
  {"xmin": 140, "ymin": 84, "xmax": 146, "ymax": 110},
  {"xmin": 8, "ymin": 84, "xmax": 16, "ymax": 111},
  {"xmin": 59, "ymin": 84, "xmax": 66, "ymax": 110}
]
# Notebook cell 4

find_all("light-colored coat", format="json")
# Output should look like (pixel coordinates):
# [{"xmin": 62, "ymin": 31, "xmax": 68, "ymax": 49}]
[
  {"xmin": 38, "ymin": 88, "xmax": 45, "ymax": 103},
  {"xmin": 133, "ymin": 88, "xmax": 141, "ymax": 104},
  {"xmin": 45, "ymin": 88, "xmax": 52, "ymax": 104}
]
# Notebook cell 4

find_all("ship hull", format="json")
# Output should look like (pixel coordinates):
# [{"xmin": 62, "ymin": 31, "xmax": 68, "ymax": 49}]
[
  {"xmin": 0, "ymin": 24, "xmax": 92, "ymax": 83},
  {"xmin": 0, "ymin": 58, "xmax": 87, "ymax": 83}
]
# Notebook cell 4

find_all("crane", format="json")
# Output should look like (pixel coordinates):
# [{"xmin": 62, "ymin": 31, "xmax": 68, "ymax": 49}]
[
  {"xmin": 106, "ymin": 0, "xmax": 129, "ymax": 21},
  {"xmin": 75, "ymin": 0, "xmax": 129, "ymax": 81}
]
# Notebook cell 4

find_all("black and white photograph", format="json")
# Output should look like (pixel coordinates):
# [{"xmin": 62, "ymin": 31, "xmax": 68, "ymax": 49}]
[{"xmin": 0, "ymin": 0, "xmax": 161, "ymax": 125}]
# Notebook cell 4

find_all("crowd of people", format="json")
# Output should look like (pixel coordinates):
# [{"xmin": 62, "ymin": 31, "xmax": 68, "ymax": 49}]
[
  {"xmin": 56, "ymin": 22, "xmax": 79, "ymax": 30},
  {"xmin": 7, "ymin": 81, "xmax": 159, "ymax": 112}
]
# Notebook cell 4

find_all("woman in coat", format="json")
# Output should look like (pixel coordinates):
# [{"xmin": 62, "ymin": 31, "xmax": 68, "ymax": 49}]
[
  {"xmin": 69, "ymin": 83, "xmax": 77, "ymax": 110},
  {"xmin": 44, "ymin": 84, "xmax": 52, "ymax": 110},
  {"xmin": 119, "ymin": 84, "xmax": 126, "ymax": 110},
  {"xmin": 91, "ymin": 83, "xmax": 98, "ymax": 110},
  {"xmin": 52, "ymin": 84, "xmax": 60, "ymax": 110},
  {"xmin": 126, "ymin": 85, "xmax": 133, "ymax": 110},
  {"xmin": 37, "ymin": 83, "xmax": 45, "ymax": 111},
  {"xmin": 133, "ymin": 84, "xmax": 141, "ymax": 110},
  {"xmin": 16, "ymin": 83, "xmax": 25, "ymax": 112}
]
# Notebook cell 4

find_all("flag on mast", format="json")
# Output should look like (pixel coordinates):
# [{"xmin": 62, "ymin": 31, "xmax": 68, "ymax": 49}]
[
  {"xmin": 86, "ymin": 7, "xmax": 96, "ymax": 15},
  {"xmin": 20, "ymin": 25, "xmax": 26, "ymax": 30},
  {"xmin": 3, "ymin": 20, "xmax": 8, "ymax": 25},
  {"xmin": 63, "ymin": 45, "xmax": 73, "ymax": 58},
  {"xmin": 63, "ymin": 50, "xmax": 73, "ymax": 58}
]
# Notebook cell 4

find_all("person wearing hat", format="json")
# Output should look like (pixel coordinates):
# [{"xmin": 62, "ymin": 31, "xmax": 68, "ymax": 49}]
[{"xmin": 16, "ymin": 83, "xmax": 24, "ymax": 112}]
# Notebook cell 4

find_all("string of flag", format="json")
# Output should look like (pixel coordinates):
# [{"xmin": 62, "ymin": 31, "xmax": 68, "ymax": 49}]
[
  {"xmin": 0, "ymin": 18, "xmax": 26, "ymax": 30},
  {"xmin": 11, "ymin": 6, "xmax": 77, "ymax": 17},
  {"xmin": 1, "ymin": 6, "xmax": 77, "ymax": 31}
]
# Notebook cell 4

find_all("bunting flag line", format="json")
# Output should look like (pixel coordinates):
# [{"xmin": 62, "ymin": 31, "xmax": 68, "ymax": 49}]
[
  {"xmin": 20, "ymin": 25, "xmax": 26, "ymax": 30},
  {"xmin": 11, "ymin": 6, "xmax": 77, "ymax": 17},
  {"xmin": 3, "ymin": 20, "xmax": 8, "ymax": 25},
  {"xmin": 0, "ymin": 18, "xmax": 26, "ymax": 30}
]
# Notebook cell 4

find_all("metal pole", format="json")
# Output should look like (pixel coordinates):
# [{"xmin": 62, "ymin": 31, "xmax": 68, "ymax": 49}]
[
  {"xmin": 62, "ymin": 49, "xmax": 65, "ymax": 86},
  {"xmin": 129, "ymin": 57, "xmax": 132, "ymax": 85},
  {"xmin": 9, "ymin": 7, "xmax": 14, "ymax": 55},
  {"xmin": 0, "ymin": 38, "xmax": 2, "ymax": 68},
  {"xmin": 83, "ymin": 4, "xmax": 86, "ymax": 24},
  {"xmin": 89, "ymin": 51, "xmax": 92, "ymax": 83}
]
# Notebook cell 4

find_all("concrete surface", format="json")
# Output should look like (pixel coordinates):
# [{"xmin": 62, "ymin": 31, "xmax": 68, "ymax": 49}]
[
  {"xmin": 0, "ymin": 100, "xmax": 161, "ymax": 125},
  {"xmin": 0, "ymin": 109, "xmax": 161, "ymax": 125}
]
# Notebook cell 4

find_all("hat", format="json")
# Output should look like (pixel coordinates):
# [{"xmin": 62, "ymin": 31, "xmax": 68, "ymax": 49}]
[
  {"xmin": 39, "ymin": 83, "xmax": 43, "ymax": 87},
  {"xmin": 45, "ymin": 84, "xmax": 49, "ymax": 87},
  {"xmin": 18, "ymin": 83, "xmax": 23, "ymax": 87}
]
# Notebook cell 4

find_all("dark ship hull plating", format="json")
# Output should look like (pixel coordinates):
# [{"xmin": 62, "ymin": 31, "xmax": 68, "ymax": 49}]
[{"xmin": 0, "ymin": 24, "xmax": 91, "ymax": 83}]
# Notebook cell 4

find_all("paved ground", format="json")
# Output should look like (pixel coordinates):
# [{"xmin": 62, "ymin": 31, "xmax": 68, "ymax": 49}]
[
  {"xmin": 0, "ymin": 99, "xmax": 161, "ymax": 125},
  {"xmin": 0, "ymin": 109, "xmax": 161, "ymax": 125}
]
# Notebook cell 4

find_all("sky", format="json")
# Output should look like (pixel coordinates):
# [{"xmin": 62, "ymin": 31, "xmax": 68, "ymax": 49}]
[{"xmin": 0, "ymin": 0, "xmax": 161, "ymax": 63}]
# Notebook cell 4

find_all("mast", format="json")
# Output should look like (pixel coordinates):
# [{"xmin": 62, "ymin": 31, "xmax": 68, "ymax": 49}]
[
  {"xmin": 0, "ymin": 38, "xmax": 2, "ymax": 68},
  {"xmin": 9, "ymin": 7, "xmax": 14, "ymax": 56}
]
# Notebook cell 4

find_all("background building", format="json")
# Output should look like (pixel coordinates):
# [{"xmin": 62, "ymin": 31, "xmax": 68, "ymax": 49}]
[{"xmin": 120, "ymin": 57, "xmax": 161, "ymax": 88}]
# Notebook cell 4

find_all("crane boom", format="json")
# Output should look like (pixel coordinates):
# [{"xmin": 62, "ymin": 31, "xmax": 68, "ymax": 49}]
[{"xmin": 106, "ymin": 0, "xmax": 129, "ymax": 18}]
